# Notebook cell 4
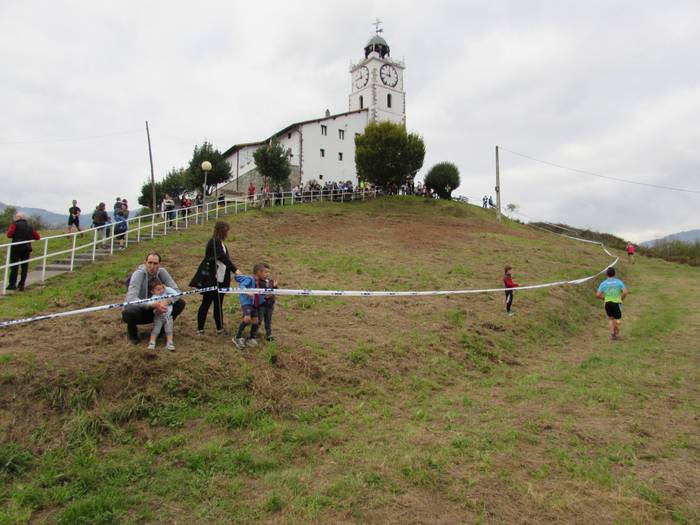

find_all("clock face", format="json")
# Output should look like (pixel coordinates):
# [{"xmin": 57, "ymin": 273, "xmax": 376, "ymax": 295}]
[
  {"xmin": 354, "ymin": 66, "xmax": 369, "ymax": 89},
  {"xmin": 380, "ymin": 64, "xmax": 399, "ymax": 87}
]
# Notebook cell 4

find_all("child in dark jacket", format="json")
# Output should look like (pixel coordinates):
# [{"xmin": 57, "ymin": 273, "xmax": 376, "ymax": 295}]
[
  {"xmin": 231, "ymin": 263, "xmax": 268, "ymax": 348},
  {"xmin": 258, "ymin": 263, "xmax": 278, "ymax": 341},
  {"xmin": 503, "ymin": 265, "xmax": 519, "ymax": 315}
]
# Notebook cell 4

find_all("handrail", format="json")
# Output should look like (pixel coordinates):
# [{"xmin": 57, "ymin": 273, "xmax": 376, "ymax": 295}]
[{"xmin": 1, "ymin": 188, "xmax": 377, "ymax": 294}]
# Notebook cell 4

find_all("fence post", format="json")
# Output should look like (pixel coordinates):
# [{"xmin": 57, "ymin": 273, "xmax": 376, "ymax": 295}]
[
  {"xmin": 216, "ymin": 203, "xmax": 219, "ymax": 218},
  {"xmin": 137, "ymin": 216, "xmax": 141, "ymax": 242},
  {"xmin": 164, "ymin": 213, "xmax": 168, "ymax": 236},
  {"xmin": 125, "ymin": 219, "xmax": 129, "ymax": 248},
  {"xmin": 92, "ymin": 227, "xmax": 98, "ymax": 261},
  {"xmin": 109, "ymin": 225, "xmax": 115, "ymax": 255},
  {"xmin": 151, "ymin": 213, "xmax": 155, "ymax": 239},
  {"xmin": 41, "ymin": 238, "xmax": 48, "ymax": 282},
  {"xmin": 2, "ymin": 245, "xmax": 10, "ymax": 295},
  {"xmin": 69, "ymin": 234, "xmax": 77, "ymax": 272},
  {"xmin": 244, "ymin": 198, "xmax": 247, "ymax": 212}
]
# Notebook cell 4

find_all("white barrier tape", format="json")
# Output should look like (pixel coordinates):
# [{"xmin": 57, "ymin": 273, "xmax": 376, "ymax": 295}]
[
  {"xmin": 0, "ymin": 287, "xmax": 217, "ymax": 329},
  {"xmin": 219, "ymin": 257, "xmax": 618, "ymax": 298},
  {"xmin": 0, "ymin": 237, "xmax": 619, "ymax": 329}
]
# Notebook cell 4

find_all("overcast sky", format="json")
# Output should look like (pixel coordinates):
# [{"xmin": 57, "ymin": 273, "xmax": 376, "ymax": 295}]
[{"xmin": 1, "ymin": 0, "xmax": 698, "ymax": 242}]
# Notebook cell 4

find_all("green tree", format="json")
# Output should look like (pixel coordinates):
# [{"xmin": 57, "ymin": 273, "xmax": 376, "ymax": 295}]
[
  {"xmin": 355, "ymin": 121, "xmax": 425, "ymax": 189},
  {"xmin": 185, "ymin": 141, "xmax": 232, "ymax": 197},
  {"xmin": 253, "ymin": 140, "xmax": 291, "ymax": 187},
  {"xmin": 0, "ymin": 206, "xmax": 17, "ymax": 232},
  {"xmin": 138, "ymin": 180, "xmax": 164, "ymax": 210},
  {"xmin": 424, "ymin": 162, "xmax": 460, "ymax": 199},
  {"xmin": 162, "ymin": 167, "xmax": 188, "ymax": 201}
]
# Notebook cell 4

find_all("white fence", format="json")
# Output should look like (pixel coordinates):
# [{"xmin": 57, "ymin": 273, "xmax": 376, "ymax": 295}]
[{"xmin": 1, "ymin": 189, "xmax": 377, "ymax": 295}]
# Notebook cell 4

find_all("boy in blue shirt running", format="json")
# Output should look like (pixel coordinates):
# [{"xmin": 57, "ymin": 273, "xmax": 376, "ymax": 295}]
[{"xmin": 596, "ymin": 267, "xmax": 629, "ymax": 340}]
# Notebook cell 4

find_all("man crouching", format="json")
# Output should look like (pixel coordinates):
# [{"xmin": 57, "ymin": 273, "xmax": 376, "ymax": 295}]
[{"xmin": 122, "ymin": 252, "xmax": 186, "ymax": 345}]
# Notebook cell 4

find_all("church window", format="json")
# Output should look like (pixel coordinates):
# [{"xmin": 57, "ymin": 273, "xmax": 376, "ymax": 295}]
[
  {"xmin": 338, "ymin": 152, "xmax": 343, "ymax": 161},
  {"xmin": 321, "ymin": 125, "xmax": 327, "ymax": 136},
  {"xmin": 387, "ymin": 93, "xmax": 392, "ymax": 108},
  {"xmin": 319, "ymin": 174, "xmax": 324, "ymax": 180},
  {"xmin": 359, "ymin": 95, "xmax": 364, "ymax": 109},
  {"xmin": 287, "ymin": 132, "xmax": 292, "ymax": 139},
  {"xmin": 320, "ymin": 149, "xmax": 325, "ymax": 157},
  {"xmin": 339, "ymin": 129, "xmax": 345, "ymax": 140}
]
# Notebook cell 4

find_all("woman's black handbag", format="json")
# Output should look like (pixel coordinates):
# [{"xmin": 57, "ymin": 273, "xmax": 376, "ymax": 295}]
[{"xmin": 189, "ymin": 258, "xmax": 216, "ymax": 289}]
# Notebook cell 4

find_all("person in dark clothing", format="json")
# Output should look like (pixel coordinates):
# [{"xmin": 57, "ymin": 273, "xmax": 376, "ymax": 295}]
[
  {"xmin": 6, "ymin": 212, "xmax": 41, "ymax": 291},
  {"xmin": 67, "ymin": 199, "xmax": 82, "ymax": 233},
  {"xmin": 258, "ymin": 262, "xmax": 278, "ymax": 341},
  {"xmin": 196, "ymin": 221, "xmax": 240, "ymax": 335},
  {"xmin": 122, "ymin": 252, "xmax": 186, "ymax": 344},
  {"xmin": 91, "ymin": 202, "xmax": 110, "ymax": 246}
]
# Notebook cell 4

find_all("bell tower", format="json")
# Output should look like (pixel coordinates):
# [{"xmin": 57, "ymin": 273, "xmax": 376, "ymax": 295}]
[{"xmin": 349, "ymin": 20, "xmax": 406, "ymax": 125}]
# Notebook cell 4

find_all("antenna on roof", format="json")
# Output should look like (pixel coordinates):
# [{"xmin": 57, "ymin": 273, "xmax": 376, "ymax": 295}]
[{"xmin": 372, "ymin": 18, "xmax": 383, "ymax": 35}]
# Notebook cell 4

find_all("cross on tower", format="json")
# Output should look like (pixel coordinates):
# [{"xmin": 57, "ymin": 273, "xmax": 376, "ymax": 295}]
[{"xmin": 372, "ymin": 18, "xmax": 383, "ymax": 35}]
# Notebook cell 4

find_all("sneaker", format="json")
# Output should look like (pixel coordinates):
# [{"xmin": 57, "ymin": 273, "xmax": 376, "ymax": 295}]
[
  {"xmin": 147, "ymin": 341, "xmax": 156, "ymax": 350},
  {"xmin": 6, "ymin": 285, "xmax": 16, "ymax": 291},
  {"xmin": 266, "ymin": 335, "xmax": 275, "ymax": 342},
  {"xmin": 246, "ymin": 338, "xmax": 259, "ymax": 348},
  {"xmin": 216, "ymin": 329, "xmax": 226, "ymax": 336},
  {"xmin": 232, "ymin": 337, "xmax": 246, "ymax": 349},
  {"xmin": 507, "ymin": 311, "xmax": 515, "ymax": 317},
  {"xmin": 197, "ymin": 330, "xmax": 204, "ymax": 336},
  {"xmin": 128, "ymin": 334, "xmax": 141, "ymax": 345},
  {"xmin": 166, "ymin": 342, "xmax": 176, "ymax": 352}
]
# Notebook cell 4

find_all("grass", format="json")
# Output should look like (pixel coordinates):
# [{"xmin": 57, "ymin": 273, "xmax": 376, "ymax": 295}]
[{"xmin": 0, "ymin": 198, "xmax": 698, "ymax": 523}]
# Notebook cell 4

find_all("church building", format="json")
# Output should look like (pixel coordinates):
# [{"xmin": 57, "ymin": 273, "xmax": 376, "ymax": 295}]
[{"xmin": 219, "ymin": 26, "xmax": 406, "ymax": 193}]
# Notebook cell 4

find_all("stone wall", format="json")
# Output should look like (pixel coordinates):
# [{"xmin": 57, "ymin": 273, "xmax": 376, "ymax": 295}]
[{"xmin": 218, "ymin": 166, "xmax": 301, "ymax": 196}]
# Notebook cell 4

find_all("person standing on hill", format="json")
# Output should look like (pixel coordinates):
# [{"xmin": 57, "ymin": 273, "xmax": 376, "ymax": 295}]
[
  {"xmin": 596, "ymin": 267, "xmax": 628, "ymax": 341},
  {"xmin": 6, "ymin": 212, "xmax": 40, "ymax": 291},
  {"xmin": 67, "ymin": 199, "xmax": 82, "ymax": 234},
  {"xmin": 122, "ymin": 252, "xmax": 186, "ymax": 345},
  {"xmin": 91, "ymin": 202, "xmax": 110, "ymax": 247},
  {"xmin": 193, "ymin": 221, "xmax": 240, "ymax": 336},
  {"xmin": 626, "ymin": 243, "xmax": 636, "ymax": 264},
  {"xmin": 503, "ymin": 265, "xmax": 519, "ymax": 316}
]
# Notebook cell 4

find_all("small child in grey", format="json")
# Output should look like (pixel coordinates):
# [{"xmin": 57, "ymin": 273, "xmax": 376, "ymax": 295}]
[{"xmin": 148, "ymin": 279, "xmax": 177, "ymax": 351}]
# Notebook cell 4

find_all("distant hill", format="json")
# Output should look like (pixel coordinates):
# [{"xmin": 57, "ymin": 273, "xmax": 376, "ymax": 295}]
[
  {"xmin": 642, "ymin": 229, "xmax": 700, "ymax": 247},
  {"xmin": 0, "ymin": 201, "xmax": 65, "ymax": 228}
]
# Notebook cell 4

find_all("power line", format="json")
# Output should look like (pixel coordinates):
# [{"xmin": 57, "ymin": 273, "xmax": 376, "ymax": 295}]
[
  {"xmin": 499, "ymin": 146, "xmax": 700, "ymax": 195},
  {"xmin": 0, "ymin": 129, "xmax": 142, "ymax": 145}
]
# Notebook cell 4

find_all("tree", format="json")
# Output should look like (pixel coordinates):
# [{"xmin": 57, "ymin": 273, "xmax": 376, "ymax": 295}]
[
  {"xmin": 185, "ymin": 141, "xmax": 232, "ymax": 197},
  {"xmin": 138, "ymin": 180, "xmax": 164, "ymax": 210},
  {"xmin": 162, "ymin": 167, "xmax": 189, "ymax": 201},
  {"xmin": 253, "ymin": 140, "xmax": 291, "ymax": 187},
  {"xmin": 424, "ymin": 162, "xmax": 460, "ymax": 199},
  {"xmin": 0, "ymin": 206, "xmax": 17, "ymax": 232},
  {"xmin": 355, "ymin": 121, "xmax": 425, "ymax": 189},
  {"xmin": 506, "ymin": 203, "xmax": 519, "ymax": 214}
]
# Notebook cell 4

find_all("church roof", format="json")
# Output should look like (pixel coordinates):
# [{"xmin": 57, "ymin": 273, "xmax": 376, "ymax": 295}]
[
  {"xmin": 366, "ymin": 34, "xmax": 388, "ymax": 47},
  {"xmin": 222, "ymin": 108, "xmax": 368, "ymax": 158}
]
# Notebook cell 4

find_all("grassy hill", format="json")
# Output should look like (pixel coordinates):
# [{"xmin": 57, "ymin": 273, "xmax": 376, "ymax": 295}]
[{"xmin": 1, "ymin": 198, "xmax": 698, "ymax": 524}]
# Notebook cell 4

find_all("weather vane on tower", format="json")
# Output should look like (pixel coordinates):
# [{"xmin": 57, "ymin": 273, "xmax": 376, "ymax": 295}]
[{"xmin": 372, "ymin": 18, "xmax": 383, "ymax": 35}]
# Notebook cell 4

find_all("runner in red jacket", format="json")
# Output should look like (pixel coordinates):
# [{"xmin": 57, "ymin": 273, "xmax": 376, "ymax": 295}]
[{"xmin": 503, "ymin": 265, "xmax": 519, "ymax": 315}]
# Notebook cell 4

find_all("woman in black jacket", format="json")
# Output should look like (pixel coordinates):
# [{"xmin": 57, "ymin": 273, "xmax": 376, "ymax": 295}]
[{"xmin": 196, "ymin": 221, "xmax": 239, "ymax": 335}]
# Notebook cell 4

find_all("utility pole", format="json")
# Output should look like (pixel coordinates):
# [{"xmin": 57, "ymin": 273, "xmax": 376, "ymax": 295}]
[
  {"xmin": 495, "ymin": 145, "xmax": 502, "ymax": 223},
  {"xmin": 145, "ymin": 121, "xmax": 156, "ymax": 213}
]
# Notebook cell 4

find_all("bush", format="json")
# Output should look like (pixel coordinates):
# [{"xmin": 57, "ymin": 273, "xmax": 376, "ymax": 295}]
[{"xmin": 424, "ymin": 162, "xmax": 460, "ymax": 199}]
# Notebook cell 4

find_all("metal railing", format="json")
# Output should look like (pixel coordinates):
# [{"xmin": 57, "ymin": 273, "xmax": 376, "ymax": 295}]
[{"xmin": 1, "ymin": 188, "xmax": 378, "ymax": 295}]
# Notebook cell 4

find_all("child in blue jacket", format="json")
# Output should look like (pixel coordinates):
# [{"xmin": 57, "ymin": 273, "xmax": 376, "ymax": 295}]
[{"xmin": 232, "ymin": 263, "xmax": 269, "ymax": 348}]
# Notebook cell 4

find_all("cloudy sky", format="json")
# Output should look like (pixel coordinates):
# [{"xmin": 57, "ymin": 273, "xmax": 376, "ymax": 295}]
[{"xmin": 1, "ymin": 0, "xmax": 698, "ymax": 241}]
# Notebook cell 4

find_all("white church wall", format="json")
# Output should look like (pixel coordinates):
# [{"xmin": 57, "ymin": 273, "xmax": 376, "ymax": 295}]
[{"xmin": 300, "ymin": 110, "xmax": 368, "ymax": 185}]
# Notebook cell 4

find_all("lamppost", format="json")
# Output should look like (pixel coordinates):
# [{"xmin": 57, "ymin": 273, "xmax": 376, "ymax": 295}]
[{"xmin": 201, "ymin": 160, "xmax": 212, "ymax": 203}]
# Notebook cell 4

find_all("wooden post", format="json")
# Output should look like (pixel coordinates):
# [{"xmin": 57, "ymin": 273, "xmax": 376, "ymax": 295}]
[
  {"xmin": 146, "ymin": 121, "xmax": 156, "ymax": 214},
  {"xmin": 495, "ymin": 145, "xmax": 502, "ymax": 223}
]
